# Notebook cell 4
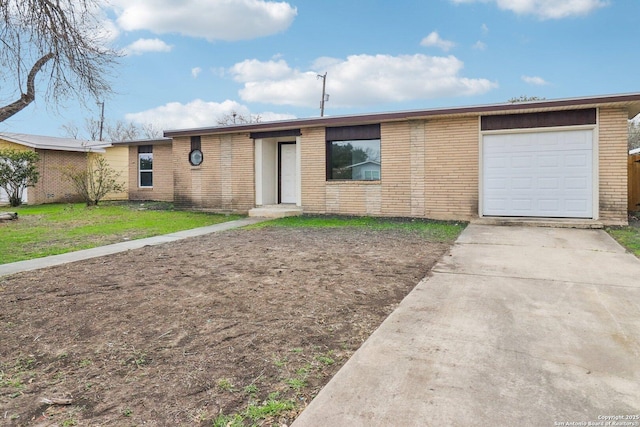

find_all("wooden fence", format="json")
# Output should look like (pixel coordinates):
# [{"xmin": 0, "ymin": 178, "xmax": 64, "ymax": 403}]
[{"xmin": 630, "ymin": 154, "xmax": 640, "ymax": 211}]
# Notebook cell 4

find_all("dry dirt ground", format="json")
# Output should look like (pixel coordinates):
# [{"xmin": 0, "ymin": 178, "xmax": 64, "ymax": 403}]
[{"xmin": 1, "ymin": 225, "xmax": 456, "ymax": 426}]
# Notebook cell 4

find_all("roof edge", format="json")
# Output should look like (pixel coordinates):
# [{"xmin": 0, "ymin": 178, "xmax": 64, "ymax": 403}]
[{"xmin": 164, "ymin": 92, "xmax": 640, "ymax": 138}]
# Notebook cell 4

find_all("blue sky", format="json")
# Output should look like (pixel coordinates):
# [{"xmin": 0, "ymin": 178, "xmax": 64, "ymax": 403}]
[{"xmin": 1, "ymin": 0, "xmax": 639, "ymax": 139}]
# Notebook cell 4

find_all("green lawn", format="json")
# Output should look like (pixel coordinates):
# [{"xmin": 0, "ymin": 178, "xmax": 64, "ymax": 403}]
[
  {"xmin": 248, "ymin": 214, "xmax": 466, "ymax": 242},
  {"xmin": 0, "ymin": 202, "xmax": 242, "ymax": 264},
  {"xmin": 607, "ymin": 212, "xmax": 640, "ymax": 257}
]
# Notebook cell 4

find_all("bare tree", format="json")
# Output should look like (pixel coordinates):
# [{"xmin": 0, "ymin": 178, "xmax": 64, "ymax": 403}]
[
  {"xmin": 0, "ymin": 0, "xmax": 119, "ymax": 122},
  {"xmin": 62, "ymin": 118, "xmax": 160, "ymax": 142},
  {"xmin": 140, "ymin": 123, "xmax": 163, "ymax": 139},
  {"xmin": 61, "ymin": 118, "xmax": 102, "ymax": 141},
  {"xmin": 508, "ymin": 96, "xmax": 546, "ymax": 103},
  {"xmin": 216, "ymin": 111, "xmax": 262, "ymax": 126},
  {"xmin": 106, "ymin": 121, "xmax": 142, "ymax": 142}
]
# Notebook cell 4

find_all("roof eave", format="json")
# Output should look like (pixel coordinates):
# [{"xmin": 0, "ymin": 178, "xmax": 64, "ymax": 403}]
[{"xmin": 163, "ymin": 93, "xmax": 640, "ymax": 138}]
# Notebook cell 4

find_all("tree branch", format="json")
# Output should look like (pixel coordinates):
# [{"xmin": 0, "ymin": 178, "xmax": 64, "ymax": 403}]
[{"xmin": 0, "ymin": 52, "xmax": 54, "ymax": 122}]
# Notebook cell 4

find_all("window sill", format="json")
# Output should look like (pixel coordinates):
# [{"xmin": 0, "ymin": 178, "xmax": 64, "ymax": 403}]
[{"xmin": 326, "ymin": 180, "xmax": 381, "ymax": 185}]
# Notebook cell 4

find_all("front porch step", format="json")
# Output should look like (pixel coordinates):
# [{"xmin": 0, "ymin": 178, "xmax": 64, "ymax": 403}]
[
  {"xmin": 248, "ymin": 205, "xmax": 303, "ymax": 218},
  {"xmin": 472, "ymin": 217, "xmax": 605, "ymax": 229}
]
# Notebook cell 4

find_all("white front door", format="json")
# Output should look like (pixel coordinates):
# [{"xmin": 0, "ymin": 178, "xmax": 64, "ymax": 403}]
[
  {"xmin": 279, "ymin": 143, "xmax": 297, "ymax": 204},
  {"xmin": 483, "ymin": 129, "xmax": 593, "ymax": 218}
]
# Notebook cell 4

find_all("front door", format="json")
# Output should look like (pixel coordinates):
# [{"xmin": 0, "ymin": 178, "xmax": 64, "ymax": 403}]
[{"xmin": 279, "ymin": 142, "xmax": 297, "ymax": 204}]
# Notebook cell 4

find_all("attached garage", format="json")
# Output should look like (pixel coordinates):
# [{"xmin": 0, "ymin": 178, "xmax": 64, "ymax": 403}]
[
  {"xmin": 481, "ymin": 109, "xmax": 597, "ymax": 219},
  {"xmin": 483, "ymin": 129, "xmax": 594, "ymax": 218}
]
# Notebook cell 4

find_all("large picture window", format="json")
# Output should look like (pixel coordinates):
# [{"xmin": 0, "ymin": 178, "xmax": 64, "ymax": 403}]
[
  {"xmin": 326, "ymin": 124, "xmax": 381, "ymax": 181},
  {"xmin": 138, "ymin": 145, "xmax": 153, "ymax": 188}
]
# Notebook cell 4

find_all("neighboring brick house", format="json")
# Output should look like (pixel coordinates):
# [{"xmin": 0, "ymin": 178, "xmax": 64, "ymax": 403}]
[
  {"xmin": 156, "ymin": 93, "xmax": 640, "ymax": 226},
  {"xmin": 0, "ymin": 133, "xmax": 127, "ymax": 205}
]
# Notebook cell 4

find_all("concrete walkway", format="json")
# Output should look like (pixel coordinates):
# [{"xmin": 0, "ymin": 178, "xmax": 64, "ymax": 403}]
[
  {"xmin": 293, "ymin": 224, "xmax": 640, "ymax": 426},
  {"xmin": 0, "ymin": 217, "xmax": 268, "ymax": 277}
]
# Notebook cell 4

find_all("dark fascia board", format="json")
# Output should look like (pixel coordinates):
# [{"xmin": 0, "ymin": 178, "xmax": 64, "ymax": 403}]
[
  {"xmin": 111, "ymin": 138, "xmax": 172, "ymax": 146},
  {"xmin": 163, "ymin": 93, "xmax": 640, "ymax": 138}
]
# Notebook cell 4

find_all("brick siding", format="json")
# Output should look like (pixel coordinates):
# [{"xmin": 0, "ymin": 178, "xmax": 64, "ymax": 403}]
[
  {"xmin": 173, "ymin": 134, "xmax": 254, "ymax": 212},
  {"xmin": 128, "ymin": 143, "xmax": 174, "ymax": 202},
  {"xmin": 31, "ymin": 150, "xmax": 88, "ymax": 204},
  {"xmin": 425, "ymin": 116, "xmax": 479, "ymax": 220},
  {"xmin": 598, "ymin": 107, "xmax": 629, "ymax": 224}
]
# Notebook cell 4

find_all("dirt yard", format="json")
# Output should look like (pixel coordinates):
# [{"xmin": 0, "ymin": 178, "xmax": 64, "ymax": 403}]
[{"xmin": 1, "ymin": 225, "xmax": 457, "ymax": 426}]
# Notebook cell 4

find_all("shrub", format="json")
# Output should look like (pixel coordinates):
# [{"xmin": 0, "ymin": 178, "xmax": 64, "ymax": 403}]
[
  {"xmin": 0, "ymin": 148, "xmax": 39, "ymax": 207},
  {"xmin": 64, "ymin": 154, "xmax": 124, "ymax": 206}
]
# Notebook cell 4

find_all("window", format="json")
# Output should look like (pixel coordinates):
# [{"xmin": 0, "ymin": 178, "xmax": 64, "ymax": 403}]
[
  {"xmin": 189, "ymin": 136, "xmax": 203, "ymax": 166},
  {"xmin": 138, "ymin": 145, "xmax": 153, "ymax": 187},
  {"xmin": 326, "ymin": 124, "xmax": 381, "ymax": 181}
]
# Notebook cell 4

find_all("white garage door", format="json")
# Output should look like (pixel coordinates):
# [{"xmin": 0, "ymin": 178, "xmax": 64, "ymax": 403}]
[{"xmin": 483, "ymin": 129, "xmax": 593, "ymax": 218}]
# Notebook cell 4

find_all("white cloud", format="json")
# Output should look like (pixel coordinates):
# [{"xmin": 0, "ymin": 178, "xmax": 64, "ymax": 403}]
[
  {"xmin": 420, "ymin": 31, "xmax": 456, "ymax": 52},
  {"xmin": 230, "ymin": 59, "xmax": 294, "ymax": 82},
  {"xmin": 125, "ymin": 99, "xmax": 295, "ymax": 130},
  {"xmin": 481, "ymin": 23, "xmax": 489, "ymax": 34},
  {"xmin": 123, "ymin": 38, "xmax": 173, "ymax": 55},
  {"xmin": 473, "ymin": 41, "xmax": 487, "ymax": 50},
  {"xmin": 229, "ymin": 54, "xmax": 497, "ymax": 108},
  {"xmin": 450, "ymin": 0, "xmax": 608, "ymax": 19},
  {"xmin": 191, "ymin": 67, "xmax": 202, "ymax": 78},
  {"xmin": 110, "ymin": 0, "xmax": 297, "ymax": 41},
  {"xmin": 522, "ymin": 75, "xmax": 549, "ymax": 85}
]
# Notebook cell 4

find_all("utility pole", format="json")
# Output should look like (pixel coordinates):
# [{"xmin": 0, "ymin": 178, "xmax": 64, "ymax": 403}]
[
  {"xmin": 97, "ymin": 101, "xmax": 105, "ymax": 141},
  {"xmin": 317, "ymin": 72, "xmax": 329, "ymax": 117}
]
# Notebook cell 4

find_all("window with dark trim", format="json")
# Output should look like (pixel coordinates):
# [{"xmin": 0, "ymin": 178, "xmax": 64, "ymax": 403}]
[
  {"xmin": 326, "ymin": 125, "xmax": 381, "ymax": 181},
  {"xmin": 138, "ymin": 145, "xmax": 153, "ymax": 188},
  {"xmin": 189, "ymin": 136, "xmax": 203, "ymax": 166}
]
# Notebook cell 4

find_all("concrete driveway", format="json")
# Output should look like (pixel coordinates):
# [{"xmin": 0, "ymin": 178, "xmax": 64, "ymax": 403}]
[{"xmin": 293, "ymin": 224, "xmax": 640, "ymax": 426}]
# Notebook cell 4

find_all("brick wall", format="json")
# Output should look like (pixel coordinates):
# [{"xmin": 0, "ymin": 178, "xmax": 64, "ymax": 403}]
[
  {"xmin": 301, "ymin": 118, "xmax": 479, "ymax": 220},
  {"xmin": 230, "ymin": 133, "xmax": 255, "ymax": 211},
  {"xmin": 300, "ymin": 127, "xmax": 326, "ymax": 213},
  {"xmin": 173, "ymin": 136, "xmax": 192, "ymax": 207},
  {"xmin": 173, "ymin": 134, "xmax": 254, "ymax": 211},
  {"xmin": 128, "ymin": 143, "xmax": 174, "ymax": 202},
  {"xmin": 424, "ymin": 116, "xmax": 479, "ymax": 220},
  {"xmin": 31, "ymin": 150, "xmax": 87, "ymax": 204},
  {"xmin": 598, "ymin": 107, "xmax": 629, "ymax": 224},
  {"xmin": 380, "ymin": 121, "xmax": 411, "ymax": 217}
]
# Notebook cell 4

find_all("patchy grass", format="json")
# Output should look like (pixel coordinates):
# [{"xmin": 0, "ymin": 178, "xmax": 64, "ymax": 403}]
[
  {"xmin": 247, "ymin": 214, "xmax": 466, "ymax": 242},
  {"xmin": 0, "ymin": 201, "xmax": 241, "ymax": 264},
  {"xmin": 607, "ymin": 212, "xmax": 640, "ymax": 257}
]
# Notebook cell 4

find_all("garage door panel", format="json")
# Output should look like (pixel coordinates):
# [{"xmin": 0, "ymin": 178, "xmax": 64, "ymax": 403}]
[
  {"xmin": 486, "ymin": 177, "xmax": 507, "ymax": 190},
  {"xmin": 483, "ymin": 129, "xmax": 593, "ymax": 218},
  {"xmin": 512, "ymin": 177, "xmax": 532, "ymax": 189},
  {"xmin": 565, "ymin": 176, "xmax": 589, "ymax": 190}
]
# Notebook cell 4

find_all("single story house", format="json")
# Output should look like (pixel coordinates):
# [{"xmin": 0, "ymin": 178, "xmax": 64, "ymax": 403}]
[
  {"xmin": 156, "ymin": 93, "xmax": 639, "ymax": 226},
  {"xmin": 0, "ymin": 133, "xmax": 128, "ymax": 204}
]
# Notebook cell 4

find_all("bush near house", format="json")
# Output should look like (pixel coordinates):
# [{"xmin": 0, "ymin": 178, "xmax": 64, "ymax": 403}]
[
  {"xmin": 63, "ymin": 155, "xmax": 125, "ymax": 206},
  {"xmin": 0, "ymin": 148, "xmax": 39, "ymax": 207}
]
